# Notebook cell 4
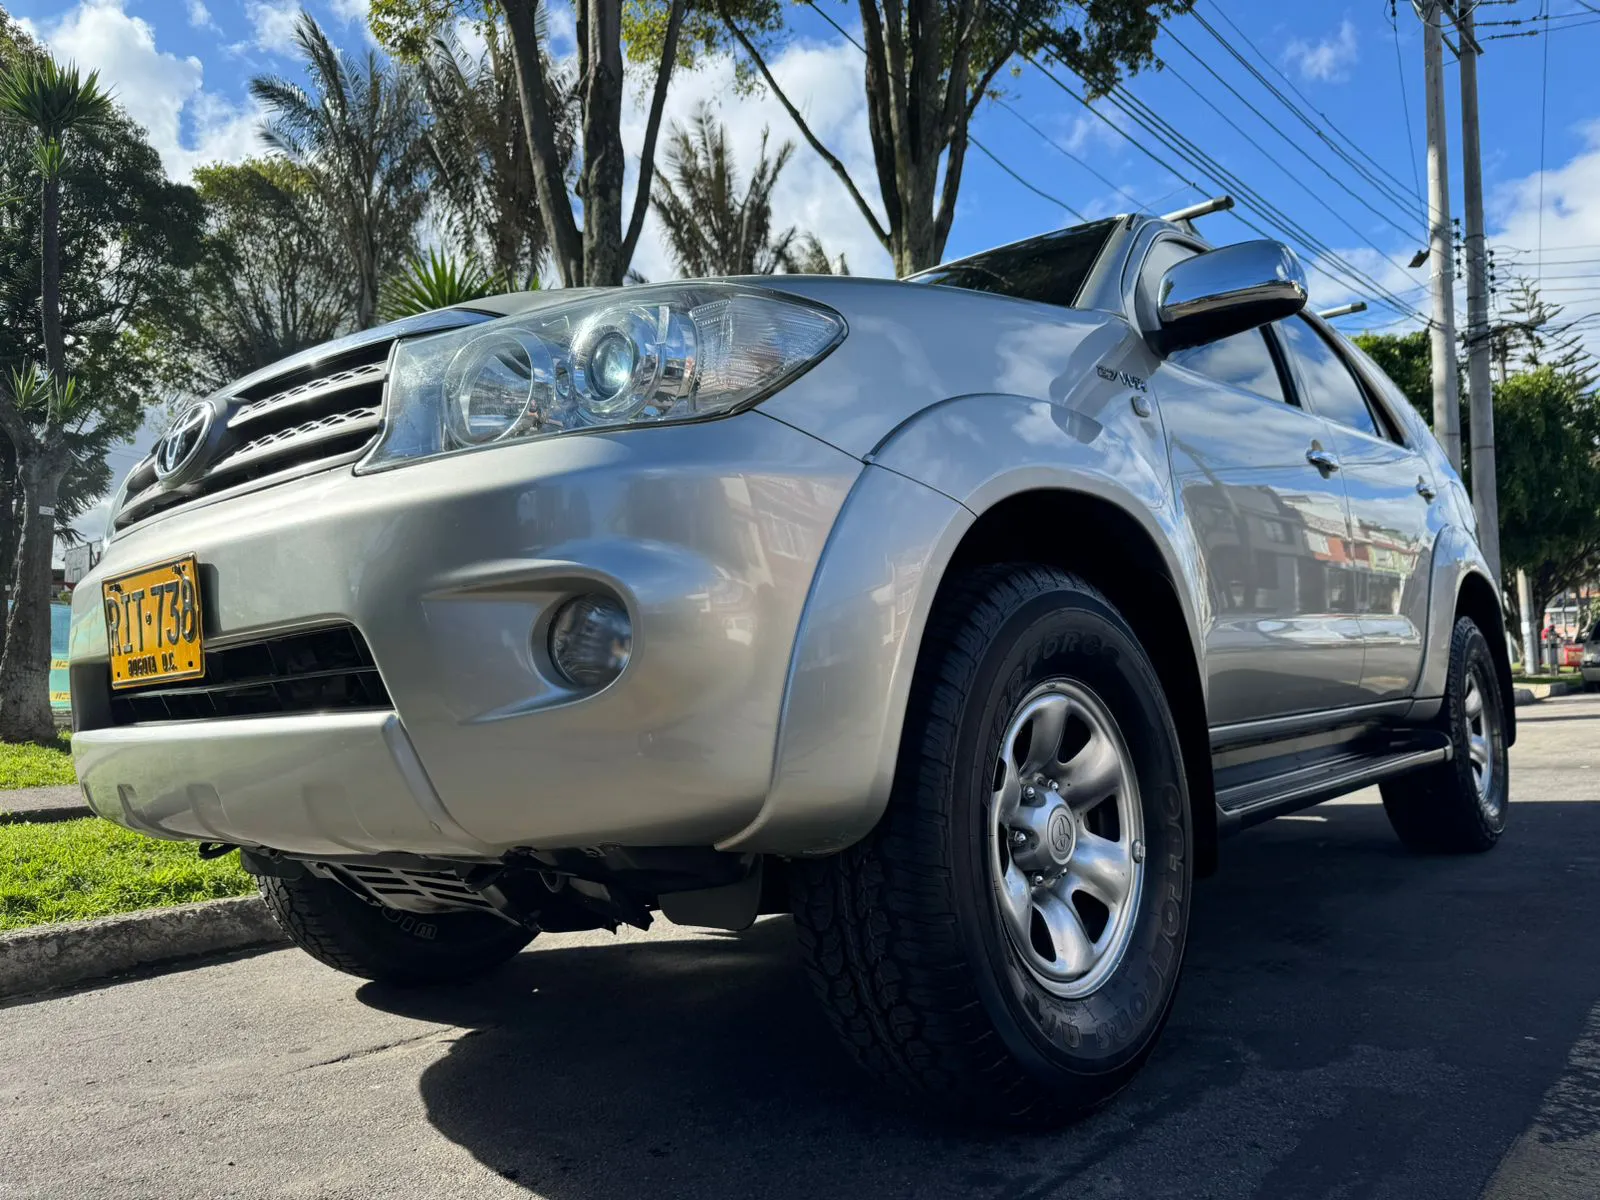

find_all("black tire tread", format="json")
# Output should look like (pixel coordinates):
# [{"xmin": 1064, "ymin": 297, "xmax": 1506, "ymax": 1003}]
[
  {"xmin": 256, "ymin": 871, "xmax": 532, "ymax": 986},
  {"xmin": 794, "ymin": 563, "xmax": 1133, "ymax": 1125},
  {"xmin": 1380, "ymin": 616, "xmax": 1505, "ymax": 854}
]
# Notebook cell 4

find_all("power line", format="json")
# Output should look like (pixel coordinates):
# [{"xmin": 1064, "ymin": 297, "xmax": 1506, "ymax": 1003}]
[
  {"xmin": 1206, "ymin": 1, "xmax": 1424, "ymax": 208},
  {"xmin": 969, "ymin": 138, "xmax": 1087, "ymax": 221},
  {"xmin": 793, "ymin": 1, "xmax": 1085, "ymax": 225},
  {"xmin": 1538, "ymin": 0, "xmax": 1551, "ymax": 285},
  {"xmin": 1391, "ymin": 2, "xmax": 1426, "ymax": 200},
  {"xmin": 1156, "ymin": 22, "xmax": 1423, "ymax": 248},
  {"xmin": 992, "ymin": 97, "xmax": 1157, "ymax": 212},
  {"xmin": 1482, "ymin": 13, "xmax": 1600, "ymax": 37}
]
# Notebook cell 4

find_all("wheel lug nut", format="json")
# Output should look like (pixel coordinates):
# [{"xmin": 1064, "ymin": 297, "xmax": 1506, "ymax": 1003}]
[
  {"xmin": 1012, "ymin": 830, "xmax": 1027, "ymax": 846},
  {"xmin": 1132, "ymin": 839, "xmax": 1146, "ymax": 864},
  {"xmin": 1046, "ymin": 779, "xmax": 1059, "ymax": 791},
  {"xmin": 1023, "ymin": 785, "xmax": 1036, "ymax": 800},
  {"xmin": 1031, "ymin": 874, "xmax": 1045, "ymax": 887}
]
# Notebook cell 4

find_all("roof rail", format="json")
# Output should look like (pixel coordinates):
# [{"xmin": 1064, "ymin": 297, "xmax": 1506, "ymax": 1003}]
[{"xmin": 1161, "ymin": 195, "xmax": 1235, "ymax": 224}]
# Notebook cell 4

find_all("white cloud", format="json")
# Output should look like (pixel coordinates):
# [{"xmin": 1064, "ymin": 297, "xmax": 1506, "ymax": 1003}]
[
  {"xmin": 325, "ymin": 0, "xmax": 369, "ymax": 21},
  {"xmin": 1285, "ymin": 18, "xmax": 1359, "ymax": 84},
  {"xmin": 1486, "ymin": 119, "xmax": 1600, "ymax": 356},
  {"xmin": 186, "ymin": 0, "xmax": 217, "ymax": 32},
  {"xmin": 27, "ymin": 0, "xmax": 263, "ymax": 180},
  {"xmin": 247, "ymin": 0, "xmax": 301, "ymax": 55},
  {"xmin": 620, "ymin": 38, "xmax": 893, "ymax": 281}
]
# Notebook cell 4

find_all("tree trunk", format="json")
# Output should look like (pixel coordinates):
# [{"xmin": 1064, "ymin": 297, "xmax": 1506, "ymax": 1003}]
[
  {"xmin": 503, "ymin": 0, "xmax": 585, "ymax": 286},
  {"xmin": 581, "ymin": 0, "xmax": 627, "ymax": 286},
  {"xmin": 0, "ymin": 459, "xmax": 66, "ymax": 743},
  {"xmin": 0, "ymin": 466, "xmax": 19, "ymax": 664},
  {"xmin": 41, "ymin": 175, "xmax": 64, "ymax": 379}
]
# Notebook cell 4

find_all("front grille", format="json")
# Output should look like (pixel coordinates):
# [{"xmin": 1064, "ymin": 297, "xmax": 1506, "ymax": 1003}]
[
  {"xmin": 113, "ymin": 343, "xmax": 392, "ymax": 531},
  {"xmin": 108, "ymin": 624, "xmax": 391, "ymax": 725},
  {"xmin": 110, "ymin": 309, "xmax": 491, "ymax": 533}
]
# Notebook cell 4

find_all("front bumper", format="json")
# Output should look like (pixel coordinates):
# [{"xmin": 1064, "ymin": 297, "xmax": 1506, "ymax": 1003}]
[{"xmin": 72, "ymin": 412, "xmax": 860, "ymax": 857}]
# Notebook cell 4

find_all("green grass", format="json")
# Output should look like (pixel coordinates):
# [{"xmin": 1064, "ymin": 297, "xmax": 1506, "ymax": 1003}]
[
  {"xmin": 0, "ymin": 818, "xmax": 254, "ymax": 932},
  {"xmin": 0, "ymin": 732, "xmax": 75, "ymax": 789}
]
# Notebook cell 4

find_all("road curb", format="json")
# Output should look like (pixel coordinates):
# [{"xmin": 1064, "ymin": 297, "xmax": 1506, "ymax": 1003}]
[
  {"xmin": 0, "ymin": 896, "xmax": 286, "ymax": 1001},
  {"xmin": 1514, "ymin": 687, "xmax": 1539, "ymax": 707}
]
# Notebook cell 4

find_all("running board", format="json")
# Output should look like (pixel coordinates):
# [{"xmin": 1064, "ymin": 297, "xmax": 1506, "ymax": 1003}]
[{"xmin": 1216, "ymin": 732, "xmax": 1452, "ymax": 830}]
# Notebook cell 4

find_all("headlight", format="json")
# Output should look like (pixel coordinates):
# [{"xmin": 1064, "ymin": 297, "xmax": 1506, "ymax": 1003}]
[{"xmin": 361, "ymin": 283, "xmax": 844, "ymax": 471}]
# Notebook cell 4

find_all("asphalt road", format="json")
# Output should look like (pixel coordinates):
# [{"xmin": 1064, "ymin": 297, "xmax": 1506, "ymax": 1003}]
[{"xmin": 5, "ymin": 694, "xmax": 1600, "ymax": 1200}]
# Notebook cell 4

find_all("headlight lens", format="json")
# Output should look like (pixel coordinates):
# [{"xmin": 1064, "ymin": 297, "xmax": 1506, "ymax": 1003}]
[{"xmin": 362, "ymin": 283, "xmax": 844, "ymax": 470}]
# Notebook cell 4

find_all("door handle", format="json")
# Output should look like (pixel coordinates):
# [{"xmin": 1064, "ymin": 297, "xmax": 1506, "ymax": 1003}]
[
  {"xmin": 1305, "ymin": 446, "xmax": 1340, "ymax": 473},
  {"xmin": 1416, "ymin": 477, "xmax": 1437, "ymax": 501}
]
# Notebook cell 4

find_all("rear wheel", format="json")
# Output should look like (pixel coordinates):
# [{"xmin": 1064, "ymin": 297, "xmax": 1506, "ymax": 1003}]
[
  {"xmin": 254, "ymin": 869, "xmax": 533, "ymax": 986},
  {"xmin": 1381, "ymin": 616, "xmax": 1508, "ymax": 853},
  {"xmin": 794, "ymin": 564, "xmax": 1191, "ymax": 1125}
]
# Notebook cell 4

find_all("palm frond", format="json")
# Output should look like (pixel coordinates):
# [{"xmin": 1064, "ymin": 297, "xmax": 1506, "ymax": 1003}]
[
  {"xmin": 379, "ymin": 248, "xmax": 507, "ymax": 320},
  {"xmin": 0, "ymin": 56, "xmax": 114, "ymax": 142}
]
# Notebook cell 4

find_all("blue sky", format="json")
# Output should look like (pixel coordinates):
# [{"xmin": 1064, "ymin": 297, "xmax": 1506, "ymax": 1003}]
[{"xmin": 12, "ymin": 0, "xmax": 1600, "ymax": 535}]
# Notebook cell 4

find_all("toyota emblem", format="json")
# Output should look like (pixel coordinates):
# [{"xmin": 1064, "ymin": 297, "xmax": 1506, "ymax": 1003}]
[{"xmin": 153, "ymin": 402, "xmax": 215, "ymax": 480}]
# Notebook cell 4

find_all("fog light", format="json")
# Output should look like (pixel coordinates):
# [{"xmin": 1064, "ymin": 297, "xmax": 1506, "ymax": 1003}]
[{"xmin": 548, "ymin": 594, "xmax": 632, "ymax": 688}]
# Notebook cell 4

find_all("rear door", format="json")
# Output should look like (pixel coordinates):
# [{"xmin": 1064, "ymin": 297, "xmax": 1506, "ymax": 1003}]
[{"xmin": 1274, "ymin": 315, "xmax": 1437, "ymax": 701}]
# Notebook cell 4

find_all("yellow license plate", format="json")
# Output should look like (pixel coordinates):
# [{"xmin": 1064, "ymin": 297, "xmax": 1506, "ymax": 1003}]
[{"xmin": 102, "ymin": 555, "xmax": 205, "ymax": 690}]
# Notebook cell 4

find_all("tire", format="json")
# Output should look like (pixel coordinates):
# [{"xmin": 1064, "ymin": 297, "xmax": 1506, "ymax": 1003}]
[
  {"xmin": 1380, "ymin": 616, "xmax": 1509, "ymax": 854},
  {"xmin": 254, "ymin": 869, "xmax": 534, "ymax": 986},
  {"xmin": 794, "ymin": 563, "xmax": 1192, "ymax": 1126}
]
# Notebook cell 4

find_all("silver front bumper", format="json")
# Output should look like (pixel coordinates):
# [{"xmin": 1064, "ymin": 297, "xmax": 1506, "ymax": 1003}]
[{"xmin": 72, "ymin": 412, "xmax": 860, "ymax": 857}]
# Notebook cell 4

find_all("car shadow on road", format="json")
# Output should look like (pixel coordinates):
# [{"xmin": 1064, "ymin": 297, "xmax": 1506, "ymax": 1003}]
[{"xmin": 357, "ymin": 797, "xmax": 1600, "ymax": 1200}]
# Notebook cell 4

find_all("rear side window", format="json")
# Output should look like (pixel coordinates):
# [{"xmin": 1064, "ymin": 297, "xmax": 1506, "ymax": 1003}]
[
  {"xmin": 1277, "ymin": 316, "xmax": 1381, "ymax": 438},
  {"xmin": 908, "ymin": 219, "xmax": 1118, "ymax": 308},
  {"xmin": 1169, "ymin": 329, "xmax": 1288, "ymax": 404}
]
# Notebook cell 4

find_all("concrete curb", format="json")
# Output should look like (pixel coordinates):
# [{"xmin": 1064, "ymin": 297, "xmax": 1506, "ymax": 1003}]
[
  {"xmin": 0, "ymin": 784, "xmax": 91, "ymax": 825},
  {"xmin": 0, "ymin": 896, "xmax": 286, "ymax": 1001},
  {"xmin": 1514, "ymin": 688, "xmax": 1539, "ymax": 707}
]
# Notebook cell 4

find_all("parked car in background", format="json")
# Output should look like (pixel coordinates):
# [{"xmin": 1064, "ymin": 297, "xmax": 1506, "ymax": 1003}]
[
  {"xmin": 1582, "ymin": 621, "xmax": 1600, "ymax": 692},
  {"xmin": 69, "ymin": 210, "xmax": 1513, "ymax": 1124}
]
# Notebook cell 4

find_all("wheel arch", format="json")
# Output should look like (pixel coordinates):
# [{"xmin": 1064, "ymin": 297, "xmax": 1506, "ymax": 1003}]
[
  {"xmin": 1456, "ymin": 568, "xmax": 1517, "ymax": 746},
  {"xmin": 937, "ymin": 490, "xmax": 1218, "ymax": 877}
]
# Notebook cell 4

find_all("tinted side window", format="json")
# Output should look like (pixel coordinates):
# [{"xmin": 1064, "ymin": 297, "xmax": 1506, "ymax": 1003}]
[
  {"xmin": 1277, "ymin": 317, "xmax": 1381, "ymax": 437},
  {"xmin": 1170, "ymin": 329, "xmax": 1287, "ymax": 404},
  {"xmin": 908, "ymin": 219, "xmax": 1118, "ymax": 308}
]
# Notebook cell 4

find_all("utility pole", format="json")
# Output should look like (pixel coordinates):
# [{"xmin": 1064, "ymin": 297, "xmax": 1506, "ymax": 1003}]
[
  {"xmin": 1454, "ymin": 2, "xmax": 1502, "ymax": 582},
  {"xmin": 1518, "ymin": 568, "xmax": 1537, "ymax": 672},
  {"xmin": 1421, "ymin": 1, "xmax": 1463, "ymax": 472}
]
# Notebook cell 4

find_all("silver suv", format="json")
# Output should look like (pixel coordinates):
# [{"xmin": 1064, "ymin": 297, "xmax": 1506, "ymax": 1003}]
[
  {"xmin": 70, "ymin": 213, "xmax": 1513, "ymax": 1124},
  {"xmin": 1582, "ymin": 620, "xmax": 1600, "ymax": 692}
]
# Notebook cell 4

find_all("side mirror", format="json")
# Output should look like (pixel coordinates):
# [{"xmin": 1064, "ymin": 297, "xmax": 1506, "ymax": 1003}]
[{"xmin": 1155, "ymin": 240, "xmax": 1308, "ymax": 354}]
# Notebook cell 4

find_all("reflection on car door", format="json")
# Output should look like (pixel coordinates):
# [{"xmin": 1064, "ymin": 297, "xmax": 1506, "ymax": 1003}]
[
  {"xmin": 1156, "ymin": 327, "xmax": 1365, "ymax": 725},
  {"xmin": 1275, "ymin": 317, "xmax": 1437, "ymax": 701}
]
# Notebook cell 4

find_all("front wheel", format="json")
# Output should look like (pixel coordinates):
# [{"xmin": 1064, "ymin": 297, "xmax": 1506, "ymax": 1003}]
[
  {"xmin": 1381, "ymin": 616, "xmax": 1509, "ymax": 853},
  {"xmin": 254, "ymin": 869, "xmax": 534, "ymax": 986},
  {"xmin": 795, "ymin": 564, "xmax": 1192, "ymax": 1125}
]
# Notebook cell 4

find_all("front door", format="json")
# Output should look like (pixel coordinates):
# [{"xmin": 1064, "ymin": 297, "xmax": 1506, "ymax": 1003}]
[
  {"xmin": 1155, "ymin": 325, "xmax": 1366, "ymax": 726},
  {"xmin": 1274, "ymin": 316, "xmax": 1437, "ymax": 701}
]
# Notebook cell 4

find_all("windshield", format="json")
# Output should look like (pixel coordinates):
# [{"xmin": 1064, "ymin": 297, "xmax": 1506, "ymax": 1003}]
[{"xmin": 906, "ymin": 218, "xmax": 1119, "ymax": 309}]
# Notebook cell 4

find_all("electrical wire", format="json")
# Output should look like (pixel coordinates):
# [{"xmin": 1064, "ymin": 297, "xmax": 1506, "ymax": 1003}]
[
  {"xmin": 792, "ymin": 1, "xmax": 1086, "ymax": 225},
  {"xmin": 1391, "ymin": 1, "xmax": 1426, "ymax": 201},
  {"xmin": 1538, "ymin": 0, "xmax": 1551, "ymax": 286},
  {"xmin": 1204, "ymin": 2, "xmax": 1423, "ymax": 210},
  {"xmin": 992, "ymin": 97, "xmax": 1157, "ymax": 212},
  {"xmin": 1157, "ymin": 22, "xmax": 1423, "ymax": 246}
]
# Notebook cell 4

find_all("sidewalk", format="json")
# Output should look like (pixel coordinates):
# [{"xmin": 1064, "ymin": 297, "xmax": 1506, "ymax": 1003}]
[{"xmin": 0, "ymin": 784, "xmax": 89, "ymax": 824}]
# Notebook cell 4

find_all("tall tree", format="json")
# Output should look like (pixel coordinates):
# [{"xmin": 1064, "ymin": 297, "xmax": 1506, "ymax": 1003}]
[
  {"xmin": 419, "ymin": 20, "xmax": 573, "ymax": 286},
  {"xmin": 660, "ymin": 0, "xmax": 1191, "ymax": 276},
  {"xmin": 1491, "ymin": 279, "xmax": 1598, "ymax": 391},
  {"xmin": 174, "ymin": 159, "xmax": 351, "ymax": 393},
  {"xmin": 372, "ymin": 0, "xmax": 688, "ymax": 287},
  {"xmin": 652, "ymin": 103, "xmax": 816, "ymax": 276},
  {"xmin": 0, "ymin": 53, "xmax": 113, "ymax": 741},
  {"xmin": 251, "ymin": 12, "xmax": 428, "ymax": 328}
]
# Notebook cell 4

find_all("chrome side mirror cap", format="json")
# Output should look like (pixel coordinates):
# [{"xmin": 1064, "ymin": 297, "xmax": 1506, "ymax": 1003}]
[{"xmin": 1155, "ymin": 240, "xmax": 1308, "ymax": 353}]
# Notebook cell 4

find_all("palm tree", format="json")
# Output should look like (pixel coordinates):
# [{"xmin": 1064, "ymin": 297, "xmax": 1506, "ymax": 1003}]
[
  {"xmin": 419, "ymin": 21, "xmax": 573, "ymax": 289},
  {"xmin": 380, "ymin": 248, "xmax": 514, "ymax": 321},
  {"xmin": 0, "ymin": 54, "xmax": 111, "ymax": 741},
  {"xmin": 251, "ymin": 12, "xmax": 427, "ymax": 329},
  {"xmin": 652, "ymin": 104, "xmax": 808, "ymax": 278}
]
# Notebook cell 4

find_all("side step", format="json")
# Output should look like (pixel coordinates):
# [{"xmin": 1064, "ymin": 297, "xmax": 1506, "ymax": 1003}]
[{"xmin": 1216, "ymin": 731, "xmax": 1452, "ymax": 831}]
